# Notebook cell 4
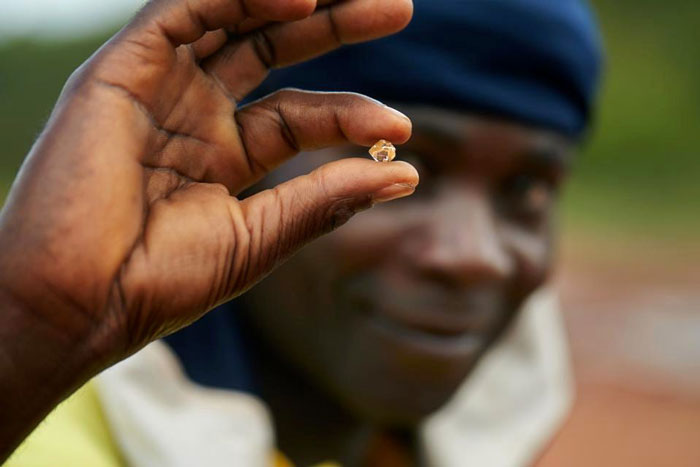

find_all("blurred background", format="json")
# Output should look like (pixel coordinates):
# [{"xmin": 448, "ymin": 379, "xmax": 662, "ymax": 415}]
[{"xmin": 1, "ymin": 0, "xmax": 698, "ymax": 465}]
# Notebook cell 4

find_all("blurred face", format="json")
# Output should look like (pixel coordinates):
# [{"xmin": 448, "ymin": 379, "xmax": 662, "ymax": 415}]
[{"xmin": 241, "ymin": 107, "xmax": 573, "ymax": 427}]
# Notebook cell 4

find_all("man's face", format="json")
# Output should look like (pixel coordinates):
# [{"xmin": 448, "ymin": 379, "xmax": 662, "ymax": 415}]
[{"xmin": 241, "ymin": 107, "xmax": 573, "ymax": 427}]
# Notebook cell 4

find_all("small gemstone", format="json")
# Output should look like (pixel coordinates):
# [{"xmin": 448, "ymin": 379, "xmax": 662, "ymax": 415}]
[{"xmin": 369, "ymin": 139, "xmax": 396, "ymax": 162}]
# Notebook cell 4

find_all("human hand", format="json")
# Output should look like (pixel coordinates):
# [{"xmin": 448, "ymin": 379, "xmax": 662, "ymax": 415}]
[{"xmin": 0, "ymin": 0, "xmax": 417, "ymax": 421}]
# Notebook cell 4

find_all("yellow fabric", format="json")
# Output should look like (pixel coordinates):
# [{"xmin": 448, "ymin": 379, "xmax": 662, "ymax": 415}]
[
  {"xmin": 5, "ymin": 381, "xmax": 339, "ymax": 467},
  {"xmin": 272, "ymin": 450, "xmax": 295, "ymax": 467},
  {"xmin": 272, "ymin": 451, "xmax": 340, "ymax": 467},
  {"xmin": 5, "ymin": 381, "xmax": 124, "ymax": 467}
]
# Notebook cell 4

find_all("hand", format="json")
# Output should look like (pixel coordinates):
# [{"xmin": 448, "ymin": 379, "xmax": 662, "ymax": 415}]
[{"xmin": 0, "ymin": 0, "xmax": 417, "ymax": 456}]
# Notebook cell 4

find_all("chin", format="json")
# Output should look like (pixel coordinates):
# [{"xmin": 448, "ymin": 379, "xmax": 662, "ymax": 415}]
[
  {"xmin": 334, "ymin": 369, "xmax": 472, "ymax": 428},
  {"xmin": 326, "ymin": 335, "xmax": 485, "ymax": 428}
]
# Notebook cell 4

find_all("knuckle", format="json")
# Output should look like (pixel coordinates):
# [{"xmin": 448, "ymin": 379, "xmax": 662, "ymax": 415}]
[
  {"xmin": 310, "ymin": 168, "xmax": 372, "ymax": 233},
  {"xmin": 250, "ymin": 28, "xmax": 276, "ymax": 69},
  {"xmin": 227, "ymin": 200, "xmax": 254, "ymax": 290},
  {"xmin": 322, "ymin": 195, "xmax": 373, "ymax": 233},
  {"xmin": 271, "ymin": 87, "xmax": 301, "ymax": 102},
  {"xmin": 204, "ymin": 182, "xmax": 231, "ymax": 196}
]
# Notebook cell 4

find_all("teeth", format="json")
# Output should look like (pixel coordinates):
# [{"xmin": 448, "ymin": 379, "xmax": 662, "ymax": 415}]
[{"xmin": 369, "ymin": 139, "xmax": 396, "ymax": 162}]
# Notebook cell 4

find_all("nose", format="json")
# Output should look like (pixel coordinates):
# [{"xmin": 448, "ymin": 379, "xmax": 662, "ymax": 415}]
[{"xmin": 404, "ymin": 184, "xmax": 514, "ymax": 287}]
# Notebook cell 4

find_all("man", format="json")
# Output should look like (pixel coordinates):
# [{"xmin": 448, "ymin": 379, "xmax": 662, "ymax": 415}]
[{"xmin": 2, "ymin": 0, "xmax": 602, "ymax": 465}]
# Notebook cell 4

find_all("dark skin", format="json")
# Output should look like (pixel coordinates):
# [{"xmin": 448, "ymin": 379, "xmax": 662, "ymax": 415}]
[
  {"xmin": 0, "ymin": 0, "xmax": 421, "ymax": 461},
  {"xmin": 240, "ymin": 108, "xmax": 573, "ymax": 465}
]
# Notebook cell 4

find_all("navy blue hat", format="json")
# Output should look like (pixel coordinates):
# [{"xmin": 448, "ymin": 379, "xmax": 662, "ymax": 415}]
[{"xmin": 250, "ymin": 0, "xmax": 604, "ymax": 138}]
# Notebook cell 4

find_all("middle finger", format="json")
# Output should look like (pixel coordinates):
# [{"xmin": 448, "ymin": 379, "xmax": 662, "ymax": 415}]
[{"xmin": 201, "ymin": 0, "xmax": 413, "ymax": 101}]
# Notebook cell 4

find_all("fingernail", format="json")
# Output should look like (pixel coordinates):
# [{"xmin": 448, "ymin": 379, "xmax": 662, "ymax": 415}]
[{"xmin": 372, "ymin": 183, "xmax": 416, "ymax": 204}]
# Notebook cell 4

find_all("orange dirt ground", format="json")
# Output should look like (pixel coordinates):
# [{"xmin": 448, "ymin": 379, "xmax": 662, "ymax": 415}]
[{"xmin": 536, "ymin": 232, "xmax": 700, "ymax": 466}]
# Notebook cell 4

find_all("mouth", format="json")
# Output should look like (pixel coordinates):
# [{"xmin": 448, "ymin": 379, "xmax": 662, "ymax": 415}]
[
  {"xmin": 347, "ymin": 288, "xmax": 497, "ymax": 335},
  {"xmin": 376, "ymin": 304, "xmax": 480, "ymax": 337},
  {"xmin": 347, "ymin": 293, "xmax": 493, "ymax": 357},
  {"xmin": 365, "ymin": 308, "xmax": 485, "ymax": 357},
  {"xmin": 339, "ymin": 275, "xmax": 506, "ymax": 357}
]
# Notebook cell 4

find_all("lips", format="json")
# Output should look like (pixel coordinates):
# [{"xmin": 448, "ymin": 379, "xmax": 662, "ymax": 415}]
[
  {"xmin": 367, "ymin": 309, "xmax": 485, "ymax": 358},
  {"xmin": 377, "ymin": 303, "xmax": 483, "ymax": 337},
  {"xmin": 344, "ymin": 282, "xmax": 503, "ymax": 342}
]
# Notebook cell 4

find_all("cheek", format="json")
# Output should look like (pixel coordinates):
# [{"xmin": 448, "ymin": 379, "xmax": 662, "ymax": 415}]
[
  {"xmin": 322, "ymin": 203, "xmax": 418, "ymax": 271},
  {"xmin": 258, "ymin": 246, "xmax": 336, "ymax": 316},
  {"xmin": 241, "ymin": 226, "xmax": 345, "ymax": 343},
  {"xmin": 500, "ymin": 223, "xmax": 554, "ymax": 293},
  {"xmin": 240, "ymin": 246, "xmax": 344, "ymax": 380},
  {"xmin": 243, "ymin": 202, "xmax": 408, "ymax": 338}
]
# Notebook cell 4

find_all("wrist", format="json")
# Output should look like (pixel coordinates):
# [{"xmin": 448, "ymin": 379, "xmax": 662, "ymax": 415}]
[{"xmin": 0, "ymin": 284, "xmax": 116, "ymax": 460}]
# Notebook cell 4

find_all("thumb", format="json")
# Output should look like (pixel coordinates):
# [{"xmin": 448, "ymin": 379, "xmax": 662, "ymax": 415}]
[{"xmin": 236, "ymin": 157, "xmax": 418, "ymax": 287}]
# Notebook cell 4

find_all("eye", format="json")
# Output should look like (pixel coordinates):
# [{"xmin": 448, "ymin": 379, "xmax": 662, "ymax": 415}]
[{"xmin": 499, "ymin": 173, "xmax": 557, "ymax": 226}]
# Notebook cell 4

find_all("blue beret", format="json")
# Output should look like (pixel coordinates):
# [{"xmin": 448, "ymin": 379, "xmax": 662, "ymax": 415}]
[{"xmin": 250, "ymin": 0, "xmax": 604, "ymax": 138}]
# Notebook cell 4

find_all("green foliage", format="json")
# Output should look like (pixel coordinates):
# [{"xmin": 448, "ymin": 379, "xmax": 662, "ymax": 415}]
[
  {"xmin": 563, "ymin": 0, "xmax": 700, "ymax": 237},
  {"xmin": 0, "ymin": 32, "xmax": 112, "ymax": 196}
]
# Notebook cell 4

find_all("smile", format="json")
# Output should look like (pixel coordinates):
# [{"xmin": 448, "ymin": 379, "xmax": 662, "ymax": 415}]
[{"xmin": 360, "ymin": 304, "xmax": 487, "ymax": 358}]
